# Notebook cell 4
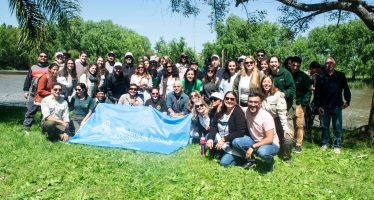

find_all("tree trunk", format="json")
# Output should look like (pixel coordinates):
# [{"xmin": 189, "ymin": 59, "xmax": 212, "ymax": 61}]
[{"xmin": 368, "ymin": 90, "xmax": 374, "ymax": 138}]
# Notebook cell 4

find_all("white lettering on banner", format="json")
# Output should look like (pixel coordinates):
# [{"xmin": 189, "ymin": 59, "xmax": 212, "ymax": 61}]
[{"xmin": 88, "ymin": 120, "xmax": 186, "ymax": 145}]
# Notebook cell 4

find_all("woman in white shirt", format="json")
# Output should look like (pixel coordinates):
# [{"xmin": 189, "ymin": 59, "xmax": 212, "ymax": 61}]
[
  {"xmin": 233, "ymin": 56, "xmax": 261, "ymax": 107},
  {"xmin": 130, "ymin": 63, "xmax": 153, "ymax": 102},
  {"xmin": 219, "ymin": 59, "xmax": 240, "ymax": 94}
]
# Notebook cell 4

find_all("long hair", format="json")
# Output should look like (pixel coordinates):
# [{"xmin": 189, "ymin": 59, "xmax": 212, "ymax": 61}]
[
  {"xmin": 162, "ymin": 60, "xmax": 179, "ymax": 79},
  {"xmin": 60, "ymin": 58, "xmax": 77, "ymax": 79},
  {"xmin": 183, "ymin": 68, "xmax": 197, "ymax": 93},
  {"xmin": 135, "ymin": 63, "xmax": 151, "ymax": 78},
  {"xmin": 202, "ymin": 65, "xmax": 217, "ymax": 84},
  {"xmin": 96, "ymin": 56, "xmax": 108, "ymax": 77},
  {"xmin": 191, "ymin": 99, "xmax": 210, "ymax": 120},
  {"xmin": 84, "ymin": 64, "xmax": 100, "ymax": 85},
  {"xmin": 260, "ymin": 74, "xmax": 278, "ymax": 96},
  {"xmin": 75, "ymin": 82, "xmax": 88, "ymax": 97},
  {"xmin": 215, "ymin": 91, "xmax": 238, "ymax": 119},
  {"xmin": 240, "ymin": 56, "xmax": 260, "ymax": 88},
  {"xmin": 222, "ymin": 59, "xmax": 239, "ymax": 82},
  {"xmin": 187, "ymin": 90, "xmax": 202, "ymax": 113}
]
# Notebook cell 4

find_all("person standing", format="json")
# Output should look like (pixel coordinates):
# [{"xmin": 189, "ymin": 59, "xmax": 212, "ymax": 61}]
[
  {"xmin": 22, "ymin": 52, "xmax": 49, "ymax": 131},
  {"xmin": 105, "ymin": 51, "xmax": 116, "ymax": 73},
  {"xmin": 314, "ymin": 57, "xmax": 351, "ymax": 154},
  {"xmin": 290, "ymin": 56, "xmax": 312, "ymax": 153},
  {"xmin": 75, "ymin": 51, "xmax": 88, "ymax": 79},
  {"xmin": 122, "ymin": 52, "xmax": 136, "ymax": 83}
]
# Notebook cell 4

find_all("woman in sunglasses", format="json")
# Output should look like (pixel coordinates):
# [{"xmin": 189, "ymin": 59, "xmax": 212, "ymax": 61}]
[
  {"xmin": 206, "ymin": 91, "xmax": 248, "ymax": 167},
  {"xmin": 187, "ymin": 90, "xmax": 202, "ymax": 113},
  {"xmin": 233, "ymin": 56, "xmax": 261, "ymax": 107},
  {"xmin": 130, "ymin": 63, "xmax": 153, "ymax": 102},
  {"xmin": 118, "ymin": 84, "xmax": 144, "ymax": 106},
  {"xmin": 190, "ymin": 99, "xmax": 211, "ymax": 143},
  {"xmin": 202, "ymin": 65, "xmax": 219, "ymax": 104},
  {"xmin": 69, "ymin": 83, "xmax": 95, "ymax": 134}
]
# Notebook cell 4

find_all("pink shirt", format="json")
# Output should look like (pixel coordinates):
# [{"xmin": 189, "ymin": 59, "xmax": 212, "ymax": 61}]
[{"xmin": 245, "ymin": 108, "xmax": 280, "ymax": 147}]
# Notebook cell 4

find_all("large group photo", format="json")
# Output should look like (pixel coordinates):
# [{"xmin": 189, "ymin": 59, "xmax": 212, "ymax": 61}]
[{"xmin": 1, "ymin": 0, "xmax": 373, "ymax": 199}]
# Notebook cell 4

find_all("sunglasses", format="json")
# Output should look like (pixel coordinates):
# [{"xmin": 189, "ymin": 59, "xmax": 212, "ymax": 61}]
[
  {"xmin": 53, "ymin": 88, "xmax": 62, "ymax": 92},
  {"xmin": 225, "ymin": 97, "xmax": 235, "ymax": 101},
  {"xmin": 151, "ymin": 93, "xmax": 159, "ymax": 95},
  {"xmin": 129, "ymin": 88, "xmax": 138, "ymax": 91},
  {"xmin": 195, "ymin": 104, "xmax": 204, "ymax": 109},
  {"xmin": 39, "ymin": 55, "xmax": 47, "ymax": 58},
  {"xmin": 257, "ymin": 54, "xmax": 265, "ymax": 57},
  {"xmin": 207, "ymin": 70, "xmax": 214, "ymax": 73},
  {"xmin": 190, "ymin": 94, "xmax": 198, "ymax": 97},
  {"xmin": 245, "ymin": 61, "xmax": 254, "ymax": 65},
  {"xmin": 75, "ymin": 88, "xmax": 82, "ymax": 91}
]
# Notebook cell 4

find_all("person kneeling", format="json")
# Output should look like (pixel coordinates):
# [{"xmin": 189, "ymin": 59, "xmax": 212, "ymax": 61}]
[
  {"xmin": 232, "ymin": 92, "xmax": 280, "ymax": 171},
  {"xmin": 206, "ymin": 91, "xmax": 247, "ymax": 167},
  {"xmin": 41, "ymin": 83, "xmax": 70, "ymax": 141}
]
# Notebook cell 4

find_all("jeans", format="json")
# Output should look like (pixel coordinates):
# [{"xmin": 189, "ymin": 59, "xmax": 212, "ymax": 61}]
[
  {"xmin": 232, "ymin": 135, "xmax": 279, "ymax": 163},
  {"xmin": 23, "ymin": 95, "xmax": 40, "ymax": 128},
  {"xmin": 321, "ymin": 106, "xmax": 343, "ymax": 148}
]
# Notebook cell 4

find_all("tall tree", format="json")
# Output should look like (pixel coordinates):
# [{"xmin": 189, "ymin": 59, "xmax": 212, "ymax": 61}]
[
  {"xmin": 7, "ymin": 0, "xmax": 80, "ymax": 47},
  {"xmin": 171, "ymin": 0, "xmax": 374, "ymax": 32}
]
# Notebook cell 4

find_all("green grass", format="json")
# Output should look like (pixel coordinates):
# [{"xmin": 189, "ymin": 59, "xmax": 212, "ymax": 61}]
[{"xmin": 1, "ymin": 106, "xmax": 374, "ymax": 199}]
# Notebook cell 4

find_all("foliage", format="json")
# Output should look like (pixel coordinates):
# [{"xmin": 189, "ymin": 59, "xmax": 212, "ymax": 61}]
[
  {"xmin": 0, "ymin": 106, "xmax": 374, "ymax": 199},
  {"xmin": 154, "ymin": 37, "xmax": 201, "ymax": 65},
  {"xmin": 8, "ymin": 0, "xmax": 80, "ymax": 48},
  {"xmin": 0, "ymin": 19, "xmax": 151, "ymax": 70}
]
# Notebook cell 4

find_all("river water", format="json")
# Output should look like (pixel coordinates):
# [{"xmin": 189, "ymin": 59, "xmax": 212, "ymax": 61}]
[{"xmin": 0, "ymin": 74, "xmax": 371, "ymax": 129}]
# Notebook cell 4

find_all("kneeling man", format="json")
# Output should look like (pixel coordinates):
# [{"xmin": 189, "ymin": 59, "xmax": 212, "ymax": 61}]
[
  {"xmin": 233, "ymin": 92, "xmax": 279, "ymax": 171},
  {"xmin": 41, "ymin": 83, "xmax": 70, "ymax": 141}
]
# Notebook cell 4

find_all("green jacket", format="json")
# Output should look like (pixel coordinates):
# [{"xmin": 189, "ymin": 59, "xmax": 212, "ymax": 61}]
[
  {"xmin": 273, "ymin": 67, "xmax": 296, "ymax": 110},
  {"xmin": 181, "ymin": 79, "xmax": 203, "ymax": 96},
  {"xmin": 292, "ymin": 70, "xmax": 312, "ymax": 106}
]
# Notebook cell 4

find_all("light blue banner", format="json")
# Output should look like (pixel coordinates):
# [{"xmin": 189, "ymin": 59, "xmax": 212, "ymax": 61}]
[{"xmin": 69, "ymin": 103, "xmax": 191, "ymax": 154}]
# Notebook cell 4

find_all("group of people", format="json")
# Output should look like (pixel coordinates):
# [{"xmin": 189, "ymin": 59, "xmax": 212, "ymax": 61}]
[{"xmin": 22, "ymin": 50, "xmax": 351, "ymax": 171}]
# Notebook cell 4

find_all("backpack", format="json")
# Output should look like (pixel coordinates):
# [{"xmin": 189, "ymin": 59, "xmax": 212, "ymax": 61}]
[{"xmin": 29, "ymin": 73, "xmax": 49, "ymax": 97}]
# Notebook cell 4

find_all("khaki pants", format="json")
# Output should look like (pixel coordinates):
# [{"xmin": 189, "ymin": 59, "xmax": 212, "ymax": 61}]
[
  {"xmin": 295, "ymin": 105, "xmax": 306, "ymax": 146},
  {"xmin": 42, "ymin": 120, "xmax": 68, "ymax": 141}
]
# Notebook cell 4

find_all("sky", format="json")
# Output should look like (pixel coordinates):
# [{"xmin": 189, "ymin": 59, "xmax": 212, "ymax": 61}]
[{"xmin": 0, "ymin": 0, "xmax": 358, "ymax": 53}]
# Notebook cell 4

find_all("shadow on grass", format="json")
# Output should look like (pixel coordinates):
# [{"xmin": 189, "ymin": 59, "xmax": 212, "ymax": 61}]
[
  {"xmin": 0, "ymin": 105, "xmax": 27, "ymax": 124},
  {"xmin": 304, "ymin": 127, "xmax": 373, "ymax": 149}
]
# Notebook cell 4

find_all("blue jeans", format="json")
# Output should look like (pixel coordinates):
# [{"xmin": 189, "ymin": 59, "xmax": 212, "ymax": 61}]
[
  {"xmin": 321, "ymin": 107, "xmax": 343, "ymax": 148},
  {"xmin": 232, "ymin": 135, "xmax": 279, "ymax": 163}
]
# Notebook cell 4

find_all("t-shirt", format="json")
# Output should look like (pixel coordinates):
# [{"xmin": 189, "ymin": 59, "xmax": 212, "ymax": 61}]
[
  {"xmin": 69, "ymin": 95, "xmax": 95, "ymax": 119},
  {"xmin": 238, "ymin": 75, "xmax": 252, "ymax": 104},
  {"xmin": 245, "ymin": 108, "xmax": 280, "ymax": 147},
  {"xmin": 145, "ymin": 98, "xmax": 167, "ymax": 113}
]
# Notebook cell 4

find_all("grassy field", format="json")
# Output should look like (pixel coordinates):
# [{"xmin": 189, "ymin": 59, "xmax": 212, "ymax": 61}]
[{"xmin": 0, "ymin": 106, "xmax": 373, "ymax": 199}]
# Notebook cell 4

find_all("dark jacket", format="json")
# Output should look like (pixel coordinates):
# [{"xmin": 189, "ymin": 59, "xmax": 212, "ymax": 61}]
[
  {"xmin": 273, "ymin": 67, "xmax": 296, "ymax": 109},
  {"xmin": 23, "ymin": 63, "xmax": 49, "ymax": 92},
  {"xmin": 208, "ymin": 106, "xmax": 248, "ymax": 142},
  {"xmin": 122, "ymin": 64, "xmax": 135, "ymax": 83},
  {"xmin": 314, "ymin": 70, "xmax": 351, "ymax": 109},
  {"xmin": 106, "ymin": 73, "xmax": 129, "ymax": 102},
  {"xmin": 292, "ymin": 70, "xmax": 312, "ymax": 106}
]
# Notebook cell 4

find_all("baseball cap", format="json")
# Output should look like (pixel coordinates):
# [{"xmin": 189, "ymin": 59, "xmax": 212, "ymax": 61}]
[
  {"xmin": 211, "ymin": 54, "xmax": 219, "ymax": 60},
  {"xmin": 209, "ymin": 92, "xmax": 224, "ymax": 100},
  {"xmin": 54, "ymin": 52, "xmax": 63, "ymax": 58},
  {"xmin": 125, "ymin": 52, "xmax": 133, "ymax": 58},
  {"xmin": 114, "ymin": 62, "xmax": 122, "ymax": 67},
  {"xmin": 107, "ymin": 51, "xmax": 116, "ymax": 57}
]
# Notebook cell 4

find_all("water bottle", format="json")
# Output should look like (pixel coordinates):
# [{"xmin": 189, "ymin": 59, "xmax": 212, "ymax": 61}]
[{"xmin": 200, "ymin": 135, "xmax": 206, "ymax": 156}]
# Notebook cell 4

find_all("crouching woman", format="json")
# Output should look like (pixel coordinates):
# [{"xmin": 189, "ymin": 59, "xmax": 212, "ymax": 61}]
[{"xmin": 206, "ymin": 91, "xmax": 248, "ymax": 167}]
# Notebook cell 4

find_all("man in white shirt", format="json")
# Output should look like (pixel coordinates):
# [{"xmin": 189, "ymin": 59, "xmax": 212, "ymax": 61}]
[
  {"xmin": 41, "ymin": 83, "xmax": 70, "ymax": 141},
  {"xmin": 232, "ymin": 92, "xmax": 280, "ymax": 171}
]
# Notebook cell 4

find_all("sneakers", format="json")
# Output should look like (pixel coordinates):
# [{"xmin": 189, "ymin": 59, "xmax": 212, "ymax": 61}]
[
  {"xmin": 321, "ymin": 144, "xmax": 328, "ymax": 151},
  {"xmin": 295, "ymin": 146, "xmax": 302, "ymax": 154},
  {"xmin": 334, "ymin": 148, "xmax": 341, "ymax": 154},
  {"xmin": 240, "ymin": 159, "xmax": 256, "ymax": 169}
]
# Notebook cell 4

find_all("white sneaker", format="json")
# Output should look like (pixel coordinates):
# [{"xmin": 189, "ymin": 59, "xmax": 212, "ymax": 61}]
[
  {"xmin": 334, "ymin": 148, "xmax": 341, "ymax": 154},
  {"xmin": 321, "ymin": 145, "xmax": 328, "ymax": 151}
]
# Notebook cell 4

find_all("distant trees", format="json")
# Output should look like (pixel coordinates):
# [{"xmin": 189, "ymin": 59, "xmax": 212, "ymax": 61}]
[
  {"xmin": 0, "ymin": 19, "xmax": 151, "ymax": 70},
  {"xmin": 154, "ymin": 37, "xmax": 199, "ymax": 64}
]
